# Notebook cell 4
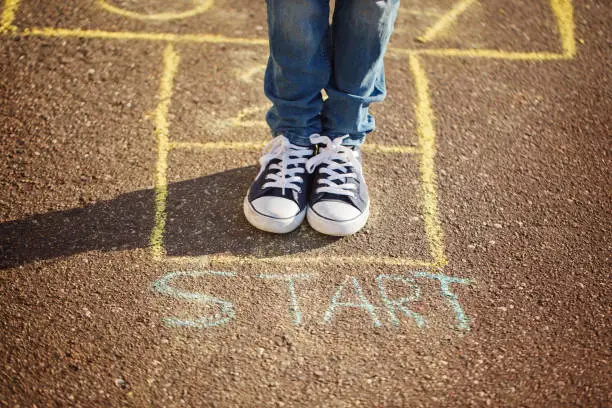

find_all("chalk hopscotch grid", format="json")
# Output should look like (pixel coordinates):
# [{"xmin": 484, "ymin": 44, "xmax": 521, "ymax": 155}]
[
  {"xmin": 153, "ymin": 45, "xmax": 446, "ymax": 268},
  {"xmin": 0, "ymin": 0, "xmax": 576, "ymax": 269}
]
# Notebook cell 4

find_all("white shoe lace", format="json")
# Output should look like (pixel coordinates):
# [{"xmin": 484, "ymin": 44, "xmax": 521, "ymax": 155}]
[
  {"xmin": 306, "ymin": 135, "xmax": 362, "ymax": 198},
  {"xmin": 257, "ymin": 135, "xmax": 314, "ymax": 196}
]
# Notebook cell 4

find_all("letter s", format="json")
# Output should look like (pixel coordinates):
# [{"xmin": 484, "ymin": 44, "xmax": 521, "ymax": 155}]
[{"xmin": 152, "ymin": 270, "xmax": 236, "ymax": 329}]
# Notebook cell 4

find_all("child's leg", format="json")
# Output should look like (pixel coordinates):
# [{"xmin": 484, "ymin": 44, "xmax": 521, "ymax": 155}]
[
  {"xmin": 264, "ymin": 0, "xmax": 332, "ymax": 147},
  {"xmin": 322, "ymin": 0, "xmax": 400, "ymax": 146}
]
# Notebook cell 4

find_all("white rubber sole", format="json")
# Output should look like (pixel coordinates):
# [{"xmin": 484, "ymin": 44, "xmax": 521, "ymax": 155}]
[
  {"xmin": 306, "ymin": 204, "xmax": 370, "ymax": 236},
  {"xmin": 243, "ymin": 196, "xmax": 306, "ymax": 234}
]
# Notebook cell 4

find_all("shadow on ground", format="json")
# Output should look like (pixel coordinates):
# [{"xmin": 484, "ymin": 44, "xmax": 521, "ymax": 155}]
[{"xmin": 0, "ymin": 167, "xmax": 337, "ymax": 269}]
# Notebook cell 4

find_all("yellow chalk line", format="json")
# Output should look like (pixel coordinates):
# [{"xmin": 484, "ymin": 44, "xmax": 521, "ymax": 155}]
[
  {"xmin": 19, "ymin": 27, "xmax": 268, "ymax": 46},
  {"xmin": 550, "ymin": 0, "xmax": 576, "ymax": 57},
  {"xmin": 408, "ymin": 54, "xmax": 447, "ymax": 267},
  {"xmin": 228, "ymin": 120, "xmax": 267, "ymax": 128},
  {"xmin": 97, "ymin": 0, "xmax": 214, "ymax": 21},
  {"xmin": 10, "ymin": 27, "xmax": 574, "ymax": 61},
  {"xmin": 170, "ymin": 141, "xmax": 420, "ymax": 155},
  {"xmin": 363, "ymin": 144, "xmax": 420, "ymax": 154},
  {"xmin": 223, "ymin": 105, "xmax": 269, "ymax": 127},
  {"xmin": 400, "ymin": 48, "xmax": 572, "ymax": 61},
  {"xmin": 417, "ymin": 0, "xmax": 476, "ymax": 43},
  {"xmin": 171, "ymin": 141, "xmax": 267, "ymax": 151},
  {"xmin": 167, "ymin": 255, "xmax": 437, "ymax": 268},
  {"xmin": 0, "ymin": 0, "xmax": 20, "ymax": 33},
  {"xmin": 150, "ymin": 44, "xmax": 180, "ymax": 260}
]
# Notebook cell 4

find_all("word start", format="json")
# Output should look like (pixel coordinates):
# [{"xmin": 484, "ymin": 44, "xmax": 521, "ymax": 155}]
[{"xmin": 152, "ymin": 270, "xmax": 472, "ymax": 331}]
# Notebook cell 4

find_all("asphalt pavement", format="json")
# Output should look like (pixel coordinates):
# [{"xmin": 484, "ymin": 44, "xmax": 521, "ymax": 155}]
[{"xmin": 0, "ymin": 0, "xmax": 610, "ymax": 406}]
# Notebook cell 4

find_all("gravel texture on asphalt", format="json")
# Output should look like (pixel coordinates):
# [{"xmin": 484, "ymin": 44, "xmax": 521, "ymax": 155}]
[{"xmin": 1, "ymin": 0, "xmax": 610, "ymax": 406}]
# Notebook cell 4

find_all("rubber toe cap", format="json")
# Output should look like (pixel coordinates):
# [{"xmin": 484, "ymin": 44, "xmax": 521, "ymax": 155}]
[
  {"xmin": 312, "ymin": 201, "xmax": 361, "ymax": 221},
  {"xmin": 251, "ymin": 196, "xmax": 300, "ymax": 219}
]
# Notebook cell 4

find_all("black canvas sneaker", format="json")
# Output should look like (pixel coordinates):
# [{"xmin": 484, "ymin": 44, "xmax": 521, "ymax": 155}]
[
  {"xmin": 243, "ymin": 135, "xmax": 314, "ymax": 233},
  {"xmin": 305, "ymin": 135, "xmax": 370, "ymax": 236}
]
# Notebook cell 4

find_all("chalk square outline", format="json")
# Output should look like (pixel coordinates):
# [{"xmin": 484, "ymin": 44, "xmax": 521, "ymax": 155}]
[{"xmin": 152, "ymin": 36, "xmax": 446, "ymax": 268}]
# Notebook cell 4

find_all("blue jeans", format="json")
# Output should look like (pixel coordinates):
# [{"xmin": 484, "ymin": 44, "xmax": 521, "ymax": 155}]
[{"xmin": 264, "ymin": 0, "xmax": 400, "ymax": 147}]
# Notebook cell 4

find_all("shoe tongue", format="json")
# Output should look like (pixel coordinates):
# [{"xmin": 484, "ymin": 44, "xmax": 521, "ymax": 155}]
[
  {"xmin": 332, "ymin": 157, "xmax": 349, "ymax": 166},
  {"xmin": 318, "ymin": 161, "xmax": 355, "ymax": 203},
  {"xmin": 325, "ymin": 154, "xmax": 352, "ymax": 174},
  {"xmin": 261, "ymin": 159, "xmax": 305, "ymax": 200},
  {"xmin": 270, "ymin": 157, "xmax": 302, "ymax": 171}
]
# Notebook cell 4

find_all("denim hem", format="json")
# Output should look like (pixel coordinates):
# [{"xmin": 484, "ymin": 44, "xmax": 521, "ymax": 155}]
[
  {"xmin": 270, "ymin": 129, "xmax": 316, "ymax": 147},
  {"xmin": 323, "ymin": 131, "xmax": 366, "ymax": 147}
]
